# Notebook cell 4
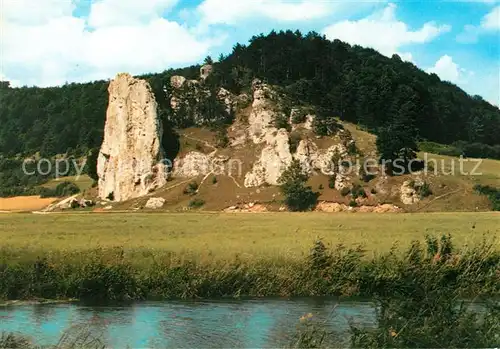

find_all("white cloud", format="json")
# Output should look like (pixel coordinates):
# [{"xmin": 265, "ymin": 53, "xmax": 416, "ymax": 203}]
[
  {"xmin": 481, "ymin": 5, "xmax": 500, "ymax": 29},
  {"xmin": 426, "ymin": 55, "xmax": 467, "ymax": 83},
  {"xmin": 197, "ymin": 0, "xmax": 333, "ymax": 25},
  {"xmin": 456, "ymin": 5, "xmax": 500, "ymax": 43},
  {"xmin": 322, "ymin": 4, "xmax": 451, "ymax": 60},
  {"xmin": 424, "ymin": 55, "xmax": 500, "ymax": 108},
  {"xmin": 0, "ymin": 0, "xmax": 215, "ymax": 87},
  {"xmin": 88, "ymin": 0, "xmax": 178, "ymax": 27},
  {"xmin": 1, "ymin": 0, "xmax": 76, "ymax": 25}
]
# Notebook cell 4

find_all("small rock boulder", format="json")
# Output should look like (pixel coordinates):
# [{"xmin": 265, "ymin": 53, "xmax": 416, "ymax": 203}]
[
  {"xmin": 145, "ymin": 197, "xmax": 166, "ymax": 209},
  {"xmin": 79, "ymin": 199, "xmax": 95, "ymax": 208}
]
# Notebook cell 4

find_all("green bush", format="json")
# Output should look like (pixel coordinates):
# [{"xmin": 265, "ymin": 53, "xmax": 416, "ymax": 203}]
[
  {"xmin": 349, "ymin": 200, "xmax": 358, "ymax": 207},
  {"xmin": 328, "ymin": 175, "xmax": 336, "ymax": 189},
  {"xmin": 418, "ymin": 181, "xmax": 432, "ymax": 199},
  {"xmin": 39, "ymin": 181, "xmax": 80, "ymax": 198},
  {"xmin": 360, "ymin": 169, "xmax": 376, "ymax": 183},
  {"xmin": 340, "ymin": 187, "xmax": 350, "ymax": 196},
  {"xmin": 288, "ymin": 131, "xmax": 302, "ymax": 153},
  {"xmin": 474, "ymin": 184, "xmax": 500, "ymax": 210},
  {"xmin": 351, "ymin": 184, "xmax": 367, "ymax": 199},
  {"xmin": 313, "ymin": 114, "xmax": 341, "ymax": 137},
  {"xmin": 214, "ymin": 127, "xmax": 229, "ymax": 148},
  {"xmin": 85, "ymin": 148, "xmax": 99, "ymax": 182},
  {"xmin": 281, "ymin": 181, "xmax": 319, "ymax": 212},
  {"xmin": 290, "ymin": 108, "xmax": 307, "ymax": 124},
  {"xmin": 183, "ymin": 181, "xmax": 199, "ymax": 195},
  {"xmin": 279, "ymin": 160, "xmax": 319, "ymax": 212},
  {"xmin": 347, "ymin": 142, "xmax": 359, "ymax": 156},
  {"xmin": 188, "ymin": 198, "xmax": 205, "ymax": 209},
  {"xmin": 211, "ymin": 176, "xmax": 217, "ymax": 184},
  {"xmin": 318, "ymin": 184, "xmax": 324, "ymax": 190},
  {"xmin": 274, "ymin": 113, "xmax": 291, "ymax": 131},
  {"xmin": 350, "ymin": 236, "xmax": 500, "ymax": 349}
]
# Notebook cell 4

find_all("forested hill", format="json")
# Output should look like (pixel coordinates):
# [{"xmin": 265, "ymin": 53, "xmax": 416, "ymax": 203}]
[{"xmin": 1, "ymin": 30, "xmax": 499, "ymax": 159}]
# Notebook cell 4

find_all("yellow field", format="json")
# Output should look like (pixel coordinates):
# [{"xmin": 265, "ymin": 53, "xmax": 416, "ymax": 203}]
[
  {"xmin": 0, "ymin": 212, "xmax": 498, "ymax": 260},
  {"xmin": 0, "ymin": 196, "xmax": 57, "ymax": 212}
]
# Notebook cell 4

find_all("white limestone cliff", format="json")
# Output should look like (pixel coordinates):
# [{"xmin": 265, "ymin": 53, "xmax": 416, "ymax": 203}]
[{"xmin": 97, "ymin": 73, "xmax": 168, "ymax": 202}]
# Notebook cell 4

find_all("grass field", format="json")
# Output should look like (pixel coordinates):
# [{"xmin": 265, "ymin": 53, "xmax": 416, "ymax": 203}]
[{"xmin": 0, "ymin": 212, "xmax": 498, "ymax": 260}]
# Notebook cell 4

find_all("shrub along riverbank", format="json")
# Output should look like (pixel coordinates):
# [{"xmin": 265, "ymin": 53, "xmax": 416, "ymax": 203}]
[{"xmin": 0, "ymin": 235, "xmax": 498, "ymax": 302}]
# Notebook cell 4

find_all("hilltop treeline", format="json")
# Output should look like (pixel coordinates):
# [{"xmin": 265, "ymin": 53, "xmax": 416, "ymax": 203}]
[
  {"xmin": 1, "ymin": 30, "xmax": 499, "ymax": 159},
  {"xmin": 212, "ymin": 31, "xmax": 500, "ymax": 146}
]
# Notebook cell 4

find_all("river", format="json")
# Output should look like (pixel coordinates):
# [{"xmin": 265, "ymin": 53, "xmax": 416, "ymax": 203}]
[{"xmin": 0, "ymin": 298, "xmax": 377, "ymax": 347}]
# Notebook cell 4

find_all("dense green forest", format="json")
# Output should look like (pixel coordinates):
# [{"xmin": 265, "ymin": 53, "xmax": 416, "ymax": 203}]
[
  {"xmin": 1, "ymin": 30, "xmax": 499, "ymax": 196},
  {"xmin": 1, "ymin": 30, "xmax": 499, "ymax": 158}
]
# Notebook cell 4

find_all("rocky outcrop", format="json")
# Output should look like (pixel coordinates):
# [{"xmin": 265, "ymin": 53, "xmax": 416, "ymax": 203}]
[
  {"xmin": 200, "ymin": 64, "xmax": 213, "ymax": 80},
  {"xmin": 244, "ymin": 80, "xmax": 293, "ymax": 187},
  {"xmin": 315, "ymin": 201, "xmax": 402, "ymax": 213},
  {"xmin": 400, "ymin": 179, "xmax": 423, "ymax": 205},
  {"xmin": 145, "ymin": 197, "xmax": 166, "ymax": 209},
  {"xmin": 97, "ymin": 73, "xmax": 168, "ymax": 202},
  {"xmin": 247, "ymin": 79, "xmax": 279, "ymax": 143},
  {"xmin": 174, "ymin": 152, "xmax": 212, "ymax": 177},
  {"xmin": 38, "ymin": 195, "xmax": 95, "ymax": 212},
  {"xmin": 218, "ymin": 87, "xmax": 235, "ymax": 115},
  {"xmin": 244, "ymin": 79, "xmax": 353, "ymax": 188},
  {"xmin": 224, "ymin": 202, "xmax": 268, "ymax": 213},
  {"xmin": 173, "ymin": 151, "xmax": 231, "ymax": 178},
  {"xmin": 244, "ymin": 129, "xmax": 293, "ymax": 187},
  {"xmin": 170, "ymin": 76, "xmax": 186, "ymax": 89},
  {"xmin": 294, "ymin": 139, "xmax": 350, "ymax": 190},
  {"xmin": 290, "ymin": 110, "xmax": 315, "ymax": 131}
]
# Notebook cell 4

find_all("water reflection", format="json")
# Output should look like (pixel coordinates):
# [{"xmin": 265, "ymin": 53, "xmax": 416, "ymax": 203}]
[{"xmin": 0, "ymin": 298, "xmax": 377, "ymax": 348}]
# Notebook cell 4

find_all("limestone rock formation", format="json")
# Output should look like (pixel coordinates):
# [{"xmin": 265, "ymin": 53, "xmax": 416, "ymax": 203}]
[
  {"xmin": 97, "ymin": 73, "xmax": 168, "ymax": 202},
  {"xmin": 294, "ymin": 139, "xmax": 350, "ymax": 189},
  {"xmin": 218, "ymin": 87, "xmax": 235, "ymax": 114},
  {"xmin": 316, "ymin": 201, "xmax": 401, "ymax": 213},
  {"xmin": 400, "ymin": 179, "xmax": 423, "ymax": 205},
  {"xmin": 244, "ymin": 80, "xmax": 294, "ymax": 187},
  {"xmin": 244, "ymin": 129, "xmax": 293, "ymax": 187},
  {"xmin": 295, "ymin": 139, "xmax": 319, "ymax": 174},
  {"xmin": 170, "ymin": 76, "xmax": 186, "ymax": 89},
  {"xmin": 243, "ymin": 79, "xmax": 354, "ymax": 188},
  {"xmin": 290, "ymin": 109, "xmax": 315, "ymax": 131},
  {"xmin": 145, "ymin": 197, "xmax": 166, "ymax": 209},
  {"xmin": 200, "ymin": 64, "xmax": 213, "ymax": 80},
  {"xmin": 247, "ymin": 79, "xmax": 278, "ymax": 144},
  {"xmin": 173, "ymin": 152, "xmax": 212, "ymax": 177}
]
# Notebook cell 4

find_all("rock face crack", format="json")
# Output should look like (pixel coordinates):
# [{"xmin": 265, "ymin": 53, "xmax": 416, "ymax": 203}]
[{"xmin": 97, "ymin": 73, "xmax": 168, "ymax": 202}]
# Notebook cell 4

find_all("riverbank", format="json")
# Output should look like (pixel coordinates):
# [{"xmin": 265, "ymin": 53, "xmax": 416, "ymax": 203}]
[{"xmin": 0, "ymin": 235, "xmax": 498, "ymax": 302}]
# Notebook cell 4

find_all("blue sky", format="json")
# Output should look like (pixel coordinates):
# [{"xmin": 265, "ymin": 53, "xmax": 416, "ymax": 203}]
[{"xmin": 1, "ymin": 0, "xmax": 499, "ymax": 106}]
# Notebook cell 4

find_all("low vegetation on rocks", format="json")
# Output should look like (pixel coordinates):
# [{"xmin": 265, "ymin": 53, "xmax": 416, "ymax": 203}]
[
  {"xmin": 39, "ymin": 181, "xmax": 80, "ymax": 198},
  {"xmin": 474, "ymin": 184, "xmax": 500, "ymax": 211}
]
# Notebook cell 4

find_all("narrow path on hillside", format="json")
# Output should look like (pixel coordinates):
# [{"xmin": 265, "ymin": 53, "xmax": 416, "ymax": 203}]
[
  {"xmin": 181, "ymin": 134, "xmax": 217, "ymax": 151},
  {"xmin": 415, "ymin": 188, "xmax": 463, "ymax": 212}
]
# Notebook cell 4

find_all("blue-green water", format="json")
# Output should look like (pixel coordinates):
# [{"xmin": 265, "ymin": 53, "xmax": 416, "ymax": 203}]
[{"xmin": 0, "ymin": 298, "xmax": 376, "ymax": 347}]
